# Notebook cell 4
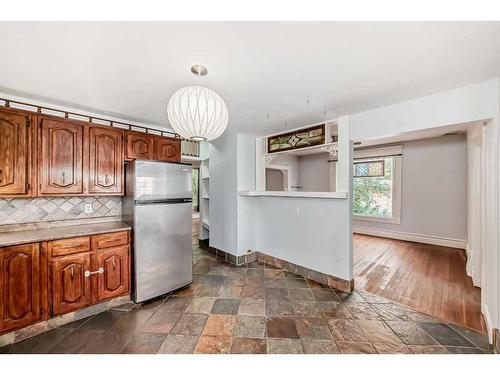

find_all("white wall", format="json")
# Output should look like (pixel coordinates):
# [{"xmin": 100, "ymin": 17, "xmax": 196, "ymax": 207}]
[
  {"xmin": 209, "ymin": 133, "xmax": 238, "ymax": 253},
  {"xmin": 297, "ymin": 153, "xmax": 330, "ymax": 192},
  {"xmin": 350, "ymin": 78, "xmax": 500, "ymax": 342},
  {"xmin": 354, "ymin": 135, "xmax": 467, "ymax": 244},
  {"xmin": 350, "ymin": 79, "xmax": 499, "ymax": 141},
  {"xmin": 253, "ymin": 196, "xmax": 352, "ymax": 280}
]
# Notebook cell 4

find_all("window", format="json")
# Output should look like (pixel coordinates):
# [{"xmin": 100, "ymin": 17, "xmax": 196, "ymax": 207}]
[{"xmin": 352, "ymin": 149, "xmax": 401, "ymax": 224}]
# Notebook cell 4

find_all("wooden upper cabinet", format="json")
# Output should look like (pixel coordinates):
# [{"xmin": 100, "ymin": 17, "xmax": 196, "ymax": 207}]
[
  {"xmin": 126, "ymin": 132, "xmax": 154, "ymax": 160},
  {"xmin": 155, "ymin": 137, "xmax": 181, "ymax": 162},
  {"xmin": 0, "ymin": 243, "xmax": 42, "ymax": 333},
  {"xmin": 50, "ymin": 253, "xmax": 91, "ymax": 315},
  {"xmin": 38, "ymin": 117, "xmax": 84, "ymax": 195},
  {"xmin": 0, "ymin": 108, "xmax": 31, "ymax": 196},
  {"xmin": 89, "ymin": 126, "xmax": 124, "ymax": 194}
]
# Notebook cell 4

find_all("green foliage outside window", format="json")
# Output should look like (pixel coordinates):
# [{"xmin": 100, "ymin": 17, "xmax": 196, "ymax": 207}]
[{"xmin": 353, "ymin": 158, "xmax": 393, "ymax": 218}]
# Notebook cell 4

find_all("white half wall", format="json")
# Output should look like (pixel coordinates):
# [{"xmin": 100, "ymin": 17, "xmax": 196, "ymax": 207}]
[
  {"xmin": 353, "ymin": 134, "xmax": 467, "ymax": 247},
  {"xmin": 253, "ymin": 196, "xmax": 352, "ymax": 281}
]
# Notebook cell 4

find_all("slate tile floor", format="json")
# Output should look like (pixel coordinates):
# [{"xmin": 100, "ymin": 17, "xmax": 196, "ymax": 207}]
[{"xmin": 1, "ymin": 246, "xmax": 493, "ymax": 354}]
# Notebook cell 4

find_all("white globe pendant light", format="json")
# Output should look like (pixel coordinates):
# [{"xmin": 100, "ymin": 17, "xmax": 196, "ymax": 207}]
[{"xmin": 167, "ymin": 65, "xmax": 228, "ymax": 141}]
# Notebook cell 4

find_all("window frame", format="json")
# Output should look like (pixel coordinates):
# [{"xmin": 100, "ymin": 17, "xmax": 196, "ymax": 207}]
[{"xmin": 352, "ymin": 146, "xmax": 402, "ymax": 225}]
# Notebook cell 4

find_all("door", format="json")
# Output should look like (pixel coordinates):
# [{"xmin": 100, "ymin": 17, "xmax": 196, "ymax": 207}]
[
  {"xmin": 126, "ymin": 132, "xmax": 154, "ymax": 160},
  {"xmin": 96, "ymin": 246, "xmax": 129, "ymax": 301},
  {"xmin": 155, "ymin": 137, "xmax": 180, "ymax": 162},
  {"xmin": 0, "ymin": 109, "xmax": 30, "ymax": 196},
  {"xmin": 51, "ymin": 253, "xmax": 91, "ymax": 315},
  {"xmin": 133, "ymin": 202, "xmax": 192, "ymax": 302},
  {"xmin": 129, "ymin": 161, "xmax": 192, "ymax": 201},
  {"xmin": 39, "ymin": 117, "xmax": 84, "ymax": 195},
  {"xmin": 89, "ymin": 126, "xmax": 124, "ymax": 194},
  {"xmin": 0, "ymin": 243, "xmax": 41, "ymax": 333}
]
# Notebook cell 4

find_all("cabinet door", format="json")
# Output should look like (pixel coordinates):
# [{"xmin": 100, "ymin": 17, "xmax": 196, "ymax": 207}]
[
  {"xmin": 0, "ymin": 243, "xmax": 41, "ymax": 333},
  {"xmin": 0, "ymin": 109, "xmax": 30, "ymax": 196},
  {"xmin": 51, "ymin": 253, "xmax": 91, "ymax": 315},
  {"xmin": 89, "ymin": 126, "xmax": 124, "ymax": 194},
  {"xmin": 126, "ymin": 132, "xmax": 154, "ymax": 160},
  {"xmin": 155, "ymin": 137, "xmax": 181, "ymax": 162},
  {"xmin": 39, "ymin": 118, "xmax": 84, "ymax": 195},
  {"xmin": 96, "ymin": 246, "xmax": 129, "ymax": 301}
]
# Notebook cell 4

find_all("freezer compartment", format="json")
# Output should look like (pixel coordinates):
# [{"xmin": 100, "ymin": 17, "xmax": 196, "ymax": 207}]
[
  {"xmin": 129, "ymin": 160, "xmax": 192, "ymax": 202},
  {"xmin": 132, "ymin": 202, "xmax": 193, "ymax": 303}
]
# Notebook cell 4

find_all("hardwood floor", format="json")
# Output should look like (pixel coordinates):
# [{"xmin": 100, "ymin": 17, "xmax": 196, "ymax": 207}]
[{"xmin": 353, "ymin": 234, "xmax": 486, "ymax": 333}]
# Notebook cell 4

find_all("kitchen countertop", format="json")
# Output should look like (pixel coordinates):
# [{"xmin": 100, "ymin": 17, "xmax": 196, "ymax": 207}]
[{"xmin": 0, "ymin": 221, "xmax": 132, "ymax": 248}]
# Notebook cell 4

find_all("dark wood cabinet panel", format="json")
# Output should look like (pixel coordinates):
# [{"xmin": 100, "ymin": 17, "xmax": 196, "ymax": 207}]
[
  {"xmin": 155, "ymin": 137, "xmax": 181, "ymax": 162},
  {"xmin": 91, "ymin": 231, "xmax": 129, "ymax": 250},
  {"xmin": 0, "ymin": 108, "xmax": 31, "ymax": 196},
  {"xmin": 0, "ymin": 243, "xmax": 42, "ymax": 333},
  {"xmin": 38, "ymin": 117, "xmax": 84, "ymax": 195},
  {"xmin": 48, "ymin": 237, "xmax": 90, "ymax": 258},
  {"xmin": 96, "ymin": 246, "xmax": 130, "ymax": 301},
  {"xmin": 50, "ymin": 253, "xmax": 91, "ymax": 315},
  {"xmin": 89, "ymin": 126, "xmax": 124, "ymax": 194},
  {"xmin": 126, "ymin": 132, "xmax": 155, "ymax": 160}
]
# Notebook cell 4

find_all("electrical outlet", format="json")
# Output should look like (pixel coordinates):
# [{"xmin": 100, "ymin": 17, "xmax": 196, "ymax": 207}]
[
  {"xmin": 84, "ymin": 204, "xmax": 93, "ymax": 214},
  {"xmin": 293, "ymin": 206, "xmax": 300, "ymax": 214}
]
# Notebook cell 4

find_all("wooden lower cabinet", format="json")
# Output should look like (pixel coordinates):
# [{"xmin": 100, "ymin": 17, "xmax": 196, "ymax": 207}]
[
  {"xmin": 0, "ymin": 231, "xmax": 130, "ymax": 334},
  {"xmin": 47, "ymin": 231, "xmax": 130, "ymax": 317},
  {"xmin": 96, "ymin": 246, "xmax": 130, "ymax": 301},
  {"xmin": 0, "ymin": 243, "xmax": 44, "ymax": 333},
  {"xmin": 50, "ymin": 253, "xmax": 92, "ymax": 315}
]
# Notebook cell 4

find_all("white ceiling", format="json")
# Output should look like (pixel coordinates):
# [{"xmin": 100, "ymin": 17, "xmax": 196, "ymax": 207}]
[{"xmin": 1, "ymin": 22, "xmax": 500, "ymax": 136}]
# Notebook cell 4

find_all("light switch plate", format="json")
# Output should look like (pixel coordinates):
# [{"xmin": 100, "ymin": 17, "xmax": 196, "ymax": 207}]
[
  {"xmin": 293, "ymin": 206, "xmax": 300, "ymax": 214},
  {"xmin": 84, "ymin": 204, "xmax": 93, "ymax": 214}
]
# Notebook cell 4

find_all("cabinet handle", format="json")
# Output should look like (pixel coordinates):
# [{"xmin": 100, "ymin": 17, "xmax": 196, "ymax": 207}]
[
  {"xmin": 62, "ymin": 171, "xmax": 66, "ymax": 184},
  {"xmin": 84, "ymin": 267, "xmax": 104, "ymax": 277},
  {"xmin": 105, "ymin": 174, "xmax": 109, "ymax": 185},
  {"xmin": 0, "ymin": 168, "xmax": 2, "ymax": 184},
  {"xmin": 70, "ymin": 267, "xmax": 74, "ymax": 279},
  {"xmin": 112, "ymin": 258, "xmax": 116, "ymax": 269}
]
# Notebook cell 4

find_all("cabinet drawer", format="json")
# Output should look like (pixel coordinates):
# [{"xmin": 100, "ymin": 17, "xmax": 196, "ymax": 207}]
[
  {"xmin": 92, "ymin": 231, "xmax": 129, "ymax": 250},
  {"xmin": 48, "ymin": 236, "xmax": 90, "ymax": 257}
]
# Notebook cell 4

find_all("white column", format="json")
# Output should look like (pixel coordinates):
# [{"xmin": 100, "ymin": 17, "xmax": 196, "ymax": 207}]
[{"xmin": 336, "ymin": 115, "xmax": 353, "ymax": 280}]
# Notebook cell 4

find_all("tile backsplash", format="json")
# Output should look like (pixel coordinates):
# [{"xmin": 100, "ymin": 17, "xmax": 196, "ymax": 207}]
[{"xmin": 0, "ymin": 196, "xmax": 122, "ymax": 225}]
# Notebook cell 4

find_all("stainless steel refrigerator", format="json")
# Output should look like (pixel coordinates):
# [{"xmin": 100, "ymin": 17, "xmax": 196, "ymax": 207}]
[{"xmin": 123, "ymin": 160, "xmax": 193, "ymax": 303}]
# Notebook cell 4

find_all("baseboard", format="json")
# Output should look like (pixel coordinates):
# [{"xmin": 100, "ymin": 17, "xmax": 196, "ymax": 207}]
[
  {"xmin": 256, "ymin": 252, "xmax": 354, "ymax": 294},
  {"xmin": 353, "ymin": 226, "xmax": 466, "ymax": 249},
  {"xmin": 483, "ymin": 303, "xmax": 494, "ymax": 344}
]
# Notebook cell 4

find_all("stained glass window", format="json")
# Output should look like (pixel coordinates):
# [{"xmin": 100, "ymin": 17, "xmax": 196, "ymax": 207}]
[
  {"xmin": 353, "ymin": 160, "xmax": 385, "ymax": 177},
  {"xmin": 267, "ymin": 124, "xmax": 326, "ymax": 153}
]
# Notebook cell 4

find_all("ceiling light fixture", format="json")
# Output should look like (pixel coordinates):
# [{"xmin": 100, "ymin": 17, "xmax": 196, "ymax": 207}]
[{"xmin": 167, "ymin": 65, "xmax": 228, "ymax": 141}]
